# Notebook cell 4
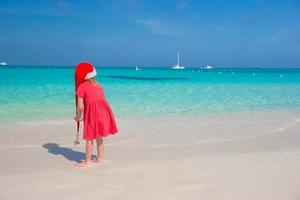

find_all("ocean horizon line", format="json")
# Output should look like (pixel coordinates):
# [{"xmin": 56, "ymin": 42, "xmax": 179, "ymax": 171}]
[{"xmin": 2, "ymin": 65, "xmax": 300, "ymax": 69}]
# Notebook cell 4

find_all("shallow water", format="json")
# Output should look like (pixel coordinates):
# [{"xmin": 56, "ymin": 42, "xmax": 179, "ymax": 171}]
[{"xmin": 0, "ymin": 66, "xmax": 300, "ymax": 122}]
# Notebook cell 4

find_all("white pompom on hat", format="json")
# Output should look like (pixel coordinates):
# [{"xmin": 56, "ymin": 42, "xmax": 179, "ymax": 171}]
[{"xmin": 85, "ymin": 66, "xmax": 97, "ymax": 80}]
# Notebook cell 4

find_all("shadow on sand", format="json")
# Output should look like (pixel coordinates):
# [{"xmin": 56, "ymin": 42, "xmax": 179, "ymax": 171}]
[{"xmin": 43, "ymin": 143, "xmax": 96, "ymax": 162}]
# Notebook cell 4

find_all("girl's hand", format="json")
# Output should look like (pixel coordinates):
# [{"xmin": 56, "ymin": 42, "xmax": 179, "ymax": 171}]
[{"xmin": 74, "ymin": 116, "xmax": 81, "ymax": 122}]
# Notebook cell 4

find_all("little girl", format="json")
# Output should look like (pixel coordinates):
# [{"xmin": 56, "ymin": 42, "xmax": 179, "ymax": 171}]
[{"xmin": 74, "ymin": 62, "xmax": 118, "ymax": 167}]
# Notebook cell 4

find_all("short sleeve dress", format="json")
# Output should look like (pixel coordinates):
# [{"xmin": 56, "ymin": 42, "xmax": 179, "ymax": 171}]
[{"xmin": 76, "ymin": 81, "xmax": 118, "ymax": 139}]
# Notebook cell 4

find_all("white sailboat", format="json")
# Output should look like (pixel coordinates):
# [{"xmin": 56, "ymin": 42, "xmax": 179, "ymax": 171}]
[
  {"xmin": 0, "ymin": 62, "xmax": 7, "ymax": 66},
  {"xmin": 204, "ymin": 64, "xmax": 213, "ymax": 69},
  {"xmin": 135, "ymin": 65, "xmax": 141, "ymax": 71},
  {"xmin": 172, "ymin": 51, "xmax": 185, "ymax": 69}
]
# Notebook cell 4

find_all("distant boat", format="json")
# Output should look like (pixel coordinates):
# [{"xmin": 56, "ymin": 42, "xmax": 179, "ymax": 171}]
[
  {"xmin": 204, "ymin": 64, "xmax": 213, "ymax": 69},
  {"xmin": 0, "ymin": 62, "xmax": 7, "ymax": 66},
  {"xmin": 172, "ymin": 51, "xmax": 185, "ymax": 69},
  {"xmin": 135, "ymin": 65, "xmax": 142, "ymax": 71}
]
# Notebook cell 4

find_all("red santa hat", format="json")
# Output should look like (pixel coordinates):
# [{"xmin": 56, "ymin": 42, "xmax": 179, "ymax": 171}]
[{"xmin": 74, "ymin": 62, "xmax": 97, "ymax": 90}]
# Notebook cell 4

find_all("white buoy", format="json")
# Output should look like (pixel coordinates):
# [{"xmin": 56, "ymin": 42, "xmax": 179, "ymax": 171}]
[{"xmin": 280, "ymin": 74, "xmax": 283, "ymax": 78}]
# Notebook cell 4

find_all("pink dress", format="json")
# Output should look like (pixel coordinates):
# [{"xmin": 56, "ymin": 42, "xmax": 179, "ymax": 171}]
[{"xmin": 76, "ymin": 81, "xmax": 118, "ymax": 139}]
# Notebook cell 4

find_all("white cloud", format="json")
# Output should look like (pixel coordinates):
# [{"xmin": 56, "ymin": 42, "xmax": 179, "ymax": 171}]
[
  {"xmin": 136, "ymin": 19, "xmax": 178, "ymax": 37},
  {"xmin": 58, "ymin": 0, "xmax": 70, "ymax": 9},
  {"xmin": 127, "ymin": 0, "xmax": 138, "ymax": 8},
  {"xmin": 176, "ymin": 0, "xmax": 189, "ymax": 10},
  {"xmin": 269, "ymin": 28, "xmax": 289, "ymax": 41},
  {"xmin": 269, "ymin": 27, "xmax": 300, "ymax": 42}
]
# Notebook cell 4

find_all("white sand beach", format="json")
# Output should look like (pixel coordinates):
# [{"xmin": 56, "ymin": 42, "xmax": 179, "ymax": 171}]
[{"xmin": 1, "ymin": 109, "xmax": 300, "ymax": 200}]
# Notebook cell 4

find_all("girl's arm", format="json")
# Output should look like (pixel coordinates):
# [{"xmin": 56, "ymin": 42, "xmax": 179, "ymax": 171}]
[{"xmin": 74, "ymin": 96, "xmax": 84, "ymax": 121}]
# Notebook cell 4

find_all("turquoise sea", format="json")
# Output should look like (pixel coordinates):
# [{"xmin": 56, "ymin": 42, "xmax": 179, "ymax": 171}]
[{"xmin": 0, "ymin": 66, "xmax": 300, "ymax": 123}]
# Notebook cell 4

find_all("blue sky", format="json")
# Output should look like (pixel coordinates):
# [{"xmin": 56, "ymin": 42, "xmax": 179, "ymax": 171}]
[{"xmin": 0, "ymin": 0, "xmax": 299, "ymax": 67}]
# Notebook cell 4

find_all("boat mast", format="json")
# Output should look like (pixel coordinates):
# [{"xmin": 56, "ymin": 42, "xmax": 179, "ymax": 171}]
[{"xmin": 177, "ymin": 51, "xmax": 180, "ymax": 66}]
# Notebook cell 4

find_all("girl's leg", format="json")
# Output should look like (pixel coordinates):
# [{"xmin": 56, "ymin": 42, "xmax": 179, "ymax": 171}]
[
  {"xmin": 75, "ymin": 139, "xmax": 93, "ymax": 167},
  {"xmin": 94, "ymin": 136, "xmax": 104, "ymax": 163}
]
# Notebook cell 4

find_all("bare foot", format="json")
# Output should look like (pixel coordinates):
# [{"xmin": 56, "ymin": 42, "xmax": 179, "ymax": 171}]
[
  {"xmin": 74, "ymin": 161, "xmax": 91, "ymax": 167},
  {"xmin": 92, "ymin": 159, "xmax": 104, "ymax": 164}
]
